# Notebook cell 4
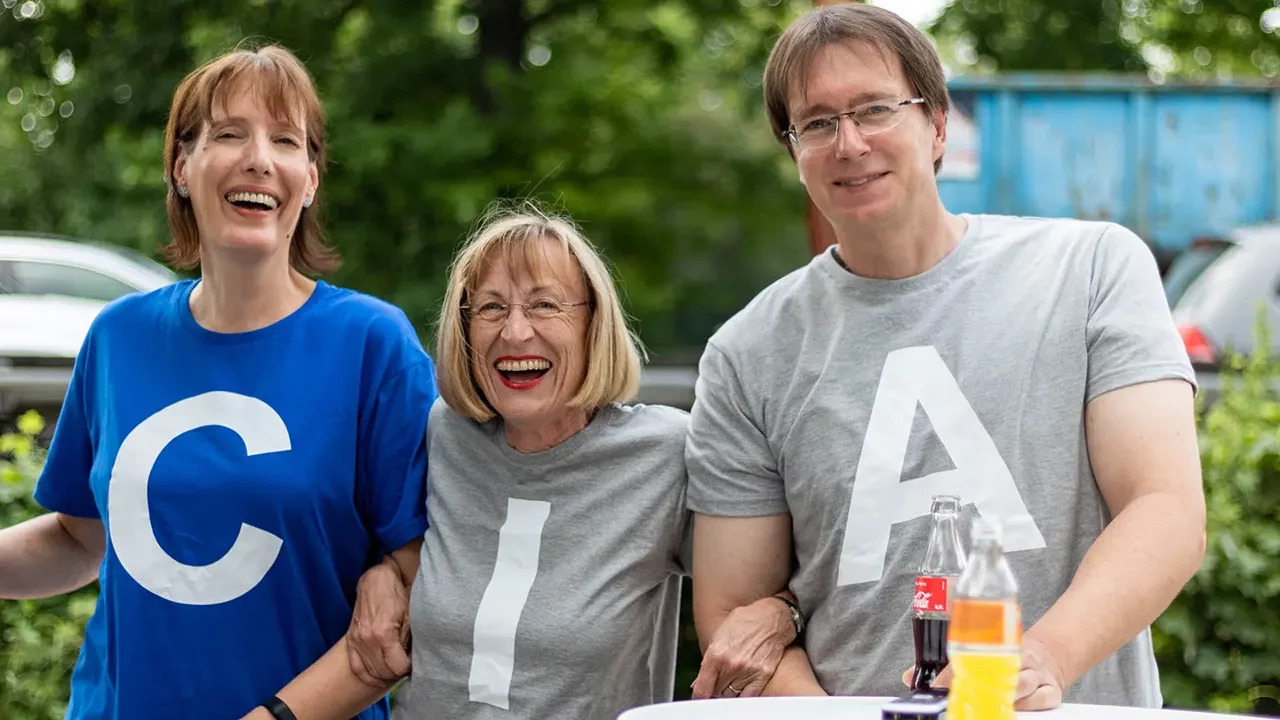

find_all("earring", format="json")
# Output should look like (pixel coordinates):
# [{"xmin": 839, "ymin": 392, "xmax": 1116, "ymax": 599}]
[
  {"xmin": 303, "ymin": 197, "xmax": 312, "ymax": 208},
  {"xmin": 177, "ymin": 186, "xmax": 188, "ymax": 198}
]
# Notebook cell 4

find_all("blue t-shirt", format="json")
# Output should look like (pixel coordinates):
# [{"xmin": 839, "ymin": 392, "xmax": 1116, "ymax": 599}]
[{"xmin": 33, "ymin": 279, "xmax": 437, "ymax": 720}]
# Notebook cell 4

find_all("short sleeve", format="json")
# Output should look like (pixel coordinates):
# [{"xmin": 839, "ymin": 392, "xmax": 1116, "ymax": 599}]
[
  {"xmin": 684, "ymin": 340, "xmax": 788, "ymax": 517},
  {"xmin": 356, "ymin": 353, "xmax": 438, "ymax": 554},
  {"xmin": 33, "ymin": 331, "xmax": 99, "ymax": 519},
  {"xmin": 1085, "ymin": 223, "xmax": 1197, "ymax": 403}
]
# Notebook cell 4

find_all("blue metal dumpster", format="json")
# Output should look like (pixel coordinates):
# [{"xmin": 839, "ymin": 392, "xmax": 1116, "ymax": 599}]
[{"xmin": 937, "ymin": 73, "xmax": 1280, "ymax": 266}]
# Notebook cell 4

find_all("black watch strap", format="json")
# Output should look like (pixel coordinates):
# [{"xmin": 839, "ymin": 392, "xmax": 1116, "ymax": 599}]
[
  {"xmin": 262, "ymin": 696, "xmax": 298, "ymax": 720},
  {"xmin": 772, "ymin": 593, "xmax": 806, "ymax": 641}
]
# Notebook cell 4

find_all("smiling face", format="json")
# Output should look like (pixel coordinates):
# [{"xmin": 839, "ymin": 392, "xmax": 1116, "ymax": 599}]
[
  {"xmin": 172, "ymin": 85, "xmax": 317, "ymax": 265},
  {"xmin": 789, "ymin": 41, "xmax": 946, "ymax": 229},
  {"xmin": 467, "ymin": 235, "xmax": 591, "ymax": 428}
]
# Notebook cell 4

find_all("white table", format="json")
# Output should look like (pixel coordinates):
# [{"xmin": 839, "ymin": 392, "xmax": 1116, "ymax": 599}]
[{"xmin": 618, "ymin": 696, "xmax": 1265, "ymax": 719}]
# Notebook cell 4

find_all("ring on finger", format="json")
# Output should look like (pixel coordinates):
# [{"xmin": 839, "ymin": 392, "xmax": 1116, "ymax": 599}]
[{"xmin": 727, "ymin": 683, "xmax": 742, "ymax": 696}]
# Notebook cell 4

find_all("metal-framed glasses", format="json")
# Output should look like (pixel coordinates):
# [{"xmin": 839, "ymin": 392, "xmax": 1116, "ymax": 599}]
[
  {"xmin": 462, "ymin": 297, "xmax": 590, "ymax": 324},
  {"xmin": 785, "ymin": 97, "xmax": 926, "ymax": 152}
]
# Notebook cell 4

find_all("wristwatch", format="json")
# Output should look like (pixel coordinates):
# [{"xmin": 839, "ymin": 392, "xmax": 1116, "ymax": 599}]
[{"xmin": 772, "ymin": 594, "xmax": 806, "ymax": 643}]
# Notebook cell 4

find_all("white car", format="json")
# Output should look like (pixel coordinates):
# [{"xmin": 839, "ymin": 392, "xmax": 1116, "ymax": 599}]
[{"xmin": 0, "ymin": 233, "xmax": 177, "ymax": 421}]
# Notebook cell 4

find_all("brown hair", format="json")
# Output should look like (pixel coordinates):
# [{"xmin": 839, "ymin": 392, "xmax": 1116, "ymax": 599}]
[
  {"xmin": 161, "ymin": 42, "xmax": 339, "ymax": 274},
  {"xmin": 763, "ymin": 4, "xmax": 950, "ymax": 173},
  {"xmin": 437, "ymin": 202, "xmax": 645, "ymax": 423}
]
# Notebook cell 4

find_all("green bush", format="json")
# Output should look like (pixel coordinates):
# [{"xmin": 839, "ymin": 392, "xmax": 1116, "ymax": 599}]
[
  {"xmin": 0, "ymin": 411, "xmax": 98, "ymax": 720},
  {"xmin": 1152, "ymin": 315, "xmax": 1280, "ymax": 716}
]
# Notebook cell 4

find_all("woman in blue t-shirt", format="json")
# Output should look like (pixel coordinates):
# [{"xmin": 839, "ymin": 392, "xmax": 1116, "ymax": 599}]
[{"xmin": 0, "ymin": 44, "xmax": 431, "ymax": 720}]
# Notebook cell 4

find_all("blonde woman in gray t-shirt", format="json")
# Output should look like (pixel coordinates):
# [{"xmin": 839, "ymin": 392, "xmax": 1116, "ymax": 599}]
[{"xmin": 342, "ymin": 204, "xmax": 800, "ymax": 720}]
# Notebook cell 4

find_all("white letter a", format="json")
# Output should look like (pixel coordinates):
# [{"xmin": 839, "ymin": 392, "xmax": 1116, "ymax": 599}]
[{"xmin": 836, "ymin": 346, "xmax": 1045, "ymax": 587}]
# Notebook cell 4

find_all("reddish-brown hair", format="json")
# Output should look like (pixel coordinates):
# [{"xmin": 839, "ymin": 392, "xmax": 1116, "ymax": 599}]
[{"xmin": 161, "ymin": 43, "xmax": 339, "ymax": 274}]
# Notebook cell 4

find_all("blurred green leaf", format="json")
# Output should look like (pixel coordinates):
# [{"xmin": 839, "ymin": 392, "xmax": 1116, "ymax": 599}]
[
  {"xmin": 15, "ymin": 412, "xmax": 46, "ymax": 439},
  {"xmin": 1151, "ymin": 308, "xmax": 1280, "ymax": 714}
]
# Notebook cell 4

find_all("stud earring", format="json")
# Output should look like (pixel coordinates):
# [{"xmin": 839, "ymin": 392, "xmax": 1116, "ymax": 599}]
[
  {"xmin": 178, "ymin": 186, "xmax": 188, "ymax": 198},
  {"xmin": 303, "ymin": 197, "xmax": 312, "ymax": 208}
]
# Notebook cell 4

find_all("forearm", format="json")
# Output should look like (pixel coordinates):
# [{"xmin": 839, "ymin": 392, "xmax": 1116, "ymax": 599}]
[
  {"xmin": 1028, "ymin": 491, "xmax": 1205, "ymax": 686},
  {"xmin": 382, "ymin": 543, "xmax": 420, "ymax": 589},
  {"xmin": 0, "ymin": 513, "xmax": 100, "ymax": 599},
  {"xmin": 760, "ymin": 646, "xmax": 827, "ymax": 696},
  {"xmin": 245, "ymin": 636, "xmax": 395, "ymax": 720}
]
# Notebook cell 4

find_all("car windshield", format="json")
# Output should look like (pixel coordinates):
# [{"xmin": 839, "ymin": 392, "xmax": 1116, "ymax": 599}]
[
  {"xmin": 1164, "ymin": 241, "xmax": 1233, "ymax": 309},
  {"xmin": 95, "ymin": 243, "xmax": 177, "ymax": 280}
]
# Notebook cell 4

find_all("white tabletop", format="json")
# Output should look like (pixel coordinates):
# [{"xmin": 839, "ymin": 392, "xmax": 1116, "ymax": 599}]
[{"xmin": 618, "ymin": 696, "xmax": 1263, "ymax": 719}]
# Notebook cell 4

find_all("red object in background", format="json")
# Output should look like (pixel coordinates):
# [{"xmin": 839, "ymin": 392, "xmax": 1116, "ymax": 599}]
[{"xmin": 1178, "ymin": 324, "xmax": 1216, "ymax": 366}]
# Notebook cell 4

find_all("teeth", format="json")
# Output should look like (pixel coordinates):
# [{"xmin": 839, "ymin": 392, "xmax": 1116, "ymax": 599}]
[
  {"xmin": 225, "ymin": 191, "xmax": 279, "ymax": 209},
  {"xmin": 496, "ymin": 359, "xmax": 551, "ymax": 372}
]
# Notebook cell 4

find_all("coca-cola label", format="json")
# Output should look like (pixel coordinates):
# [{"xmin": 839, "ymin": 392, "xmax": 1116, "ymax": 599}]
[{"xmin": 914, "ymin": 576, "xmax": 949, "ymax": 613}]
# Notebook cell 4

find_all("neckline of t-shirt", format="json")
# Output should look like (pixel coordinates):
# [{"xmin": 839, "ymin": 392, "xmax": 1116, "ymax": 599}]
[
  {"xmin": 490, "ymin": 403, "xmax": 621, "ymax": 467},
  {"xmin": 816, "ymin": 213, "xmax": 982, "ymax": 297},
  {"xmin": 175, "ymin": 278, "xmax": 332, "ymax": 346}
]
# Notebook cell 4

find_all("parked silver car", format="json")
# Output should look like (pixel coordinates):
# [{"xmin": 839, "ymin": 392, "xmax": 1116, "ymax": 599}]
[
  {"xmin": 0, "ymin": 233, "xmax": 178, "ymax": 421},
  {"xmin": 1165, "ymin": 224, "xmax": 1280, "ymax": 406}
]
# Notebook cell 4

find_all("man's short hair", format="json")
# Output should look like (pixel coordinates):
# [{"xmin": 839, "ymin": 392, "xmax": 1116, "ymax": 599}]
[{"xmin": 763, "ymin": 4, "xmax": 951, "ymax": 173}]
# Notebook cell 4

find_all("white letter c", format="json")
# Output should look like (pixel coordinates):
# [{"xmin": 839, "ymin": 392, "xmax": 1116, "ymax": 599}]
[{"xmin": 107, "ymin": 391, "xmax": 289, "ymax": 606}]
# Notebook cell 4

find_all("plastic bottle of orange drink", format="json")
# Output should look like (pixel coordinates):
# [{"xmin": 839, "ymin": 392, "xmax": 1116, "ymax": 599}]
[{"xmin": 945, "ymin": 515, "xmax": 1022, "ymax": 720}]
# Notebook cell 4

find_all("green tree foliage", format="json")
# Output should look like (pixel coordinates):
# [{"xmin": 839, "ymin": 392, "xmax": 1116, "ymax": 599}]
[
  {"xmin": 930, "ymin": 0, "xmax": 1280, "ymax": 80},
  {"xmin": 931, "ymin": 0, "xmax": 1144, "ymax": 72},
  {"xmin": 0, "ymin": 0, "xmax": 813, "ymax": 357}
]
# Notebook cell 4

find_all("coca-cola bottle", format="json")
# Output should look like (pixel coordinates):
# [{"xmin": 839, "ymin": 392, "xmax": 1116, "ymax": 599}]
[{"xmin": 911, "ymin": 494, "xmax": 967, "ymax": 692}]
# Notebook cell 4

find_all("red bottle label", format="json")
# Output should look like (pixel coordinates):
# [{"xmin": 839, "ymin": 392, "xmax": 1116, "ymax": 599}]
[{"xmin": 914, "ymin": 576, "xmax": 949, "ymax": 613}]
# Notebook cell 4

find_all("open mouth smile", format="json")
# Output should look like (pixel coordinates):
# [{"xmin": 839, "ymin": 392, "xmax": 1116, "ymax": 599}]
[
  {"xmin": 225, "ymin": 189, "xmax": 281, "ymax": 212},
  {"xmin": 495, "ymin": 356, "xmax": 552, "ymax": 390}
]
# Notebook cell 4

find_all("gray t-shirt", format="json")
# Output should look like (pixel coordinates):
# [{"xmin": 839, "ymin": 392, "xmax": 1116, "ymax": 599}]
[
  {"xmin": 685, "ymin": 214, "xmax": 1195, "ymax": 707},
  {"xmin": 393, "ymin": 398, "xmax": 690, "ymax": 720}
]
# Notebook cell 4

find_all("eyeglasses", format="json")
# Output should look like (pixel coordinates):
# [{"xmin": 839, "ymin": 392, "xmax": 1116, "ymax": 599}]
[
  {"xmin": 785, "ymin": 98, "xmax": 926, "ymax": 153},
  {"xmin": 462, "ymin": 297, "xmax": 590, "ymax": 324}
]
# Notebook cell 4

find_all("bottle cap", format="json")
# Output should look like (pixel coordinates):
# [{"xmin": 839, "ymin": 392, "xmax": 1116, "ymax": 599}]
[
  {"xmin": 971, "ymin": 514, "xmax": 1002, "ymax": 545},
  {"xmin": 930, "ymin": 494, "xmax": 961, "ymax": 514}
]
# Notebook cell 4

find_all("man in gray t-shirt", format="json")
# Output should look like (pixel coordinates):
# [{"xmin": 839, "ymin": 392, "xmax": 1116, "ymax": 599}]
[{"xmin": 686, "ymin": 4, "xmax": 1206, "ymax": 711}]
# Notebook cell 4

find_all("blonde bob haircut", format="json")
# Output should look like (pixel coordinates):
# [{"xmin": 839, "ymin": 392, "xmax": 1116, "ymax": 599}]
[{"xmin": 437, "ymin": 203, "xmax": 646, "ymax": 423}]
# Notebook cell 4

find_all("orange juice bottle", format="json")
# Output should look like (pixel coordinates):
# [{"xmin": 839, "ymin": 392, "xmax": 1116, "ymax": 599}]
[{"xmin": 945, "ymin": 516, "xmax": 1022, "ymax": 720}]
